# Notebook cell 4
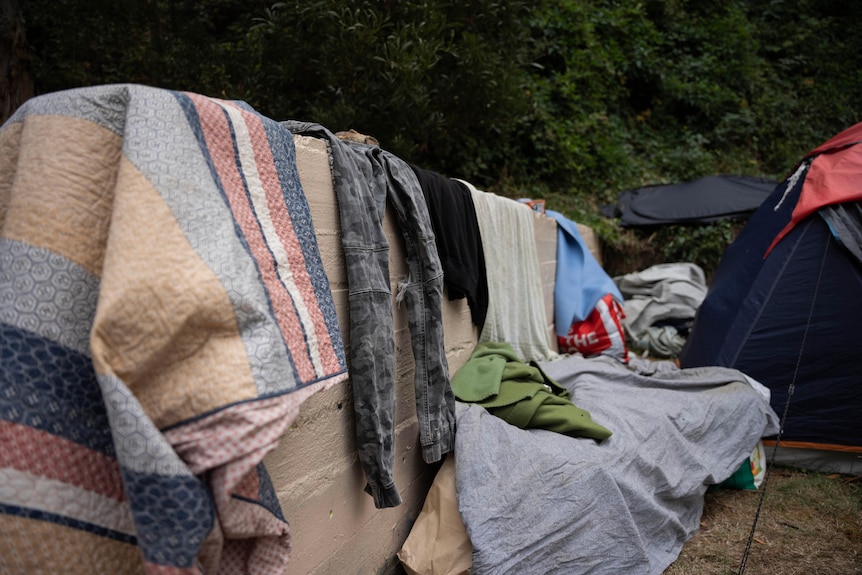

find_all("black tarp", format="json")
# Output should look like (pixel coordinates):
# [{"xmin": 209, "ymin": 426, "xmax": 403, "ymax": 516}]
[{"xmin": 601, "ymin": 174, "xmax": 778, "ymax": 227}]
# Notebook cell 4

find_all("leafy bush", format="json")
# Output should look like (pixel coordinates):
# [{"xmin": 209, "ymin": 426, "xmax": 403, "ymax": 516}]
[
  {"xmin": 17, "ymin": 0, "xmax": 862, "ymax": 276},
  {"xmin": 236, "ymin": 0, "xmax": 539, "ymax": 187}
]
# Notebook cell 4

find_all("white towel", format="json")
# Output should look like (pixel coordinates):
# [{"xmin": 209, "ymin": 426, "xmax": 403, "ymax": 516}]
[{"xmin": 457, "ymin": 180, "xmax": 558, "ymax": 362}]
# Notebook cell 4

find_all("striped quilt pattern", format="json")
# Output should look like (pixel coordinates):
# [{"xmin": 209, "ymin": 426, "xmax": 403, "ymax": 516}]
[{"xmin": 0, "ymin": 85, "xmax": 348, "ymax": 574}]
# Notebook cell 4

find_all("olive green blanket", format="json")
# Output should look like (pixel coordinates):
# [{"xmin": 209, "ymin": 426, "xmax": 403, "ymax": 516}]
[{"xmin": 451, "ymin": 341, "xmax": 612, "ymax": 440}]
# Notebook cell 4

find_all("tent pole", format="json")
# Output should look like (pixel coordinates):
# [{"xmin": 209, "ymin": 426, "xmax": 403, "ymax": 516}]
[{"xmin": 736, "ymin": 233, "xmax": 830, "ymax": 574}]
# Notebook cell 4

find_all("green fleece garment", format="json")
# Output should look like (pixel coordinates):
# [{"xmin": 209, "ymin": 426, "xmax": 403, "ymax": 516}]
[{"xmin": 451, "ymin": 341, "xmax": 612, "ymax": 440}]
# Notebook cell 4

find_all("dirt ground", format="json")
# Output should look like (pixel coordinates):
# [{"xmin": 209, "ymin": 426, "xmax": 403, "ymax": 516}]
[{"xmin": 664, "ymin": 466, "xmax": 862, "ymax": 575}]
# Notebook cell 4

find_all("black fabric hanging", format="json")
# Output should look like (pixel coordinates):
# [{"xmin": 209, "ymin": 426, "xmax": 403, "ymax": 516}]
[{"xmin": 410, "ymin": 164, "xmax": 489, "ymax": 329}]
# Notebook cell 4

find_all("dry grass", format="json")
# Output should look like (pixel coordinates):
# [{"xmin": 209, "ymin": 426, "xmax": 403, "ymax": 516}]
[{"xmin": 664, "ymin": 466, "xmax": 862, "ymax": 575}]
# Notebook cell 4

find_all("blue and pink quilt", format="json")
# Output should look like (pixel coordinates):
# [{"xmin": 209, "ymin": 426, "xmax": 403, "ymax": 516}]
[{"xmin": 0, "ymin": 85, "xmax": 348, "ymax": 574}]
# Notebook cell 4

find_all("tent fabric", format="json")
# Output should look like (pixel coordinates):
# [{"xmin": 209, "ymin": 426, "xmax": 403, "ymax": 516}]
[
  {"xmin": 820, "ymin": 202, "xmax": 862, "ymax": 266},
  {"xmin": 602, "ymin": 175, "xmax": 777, "ymax": 227},
  {"xmin": 767, "ymin": 122, "xmax": 862, "ymax": 255},
  {"xmin": 680, "ymin": 122, "xmax": 862, "ymax": 453},
  {"xmin": 805, "ymin": 120, "xmax": 862, "ymax": 156}
]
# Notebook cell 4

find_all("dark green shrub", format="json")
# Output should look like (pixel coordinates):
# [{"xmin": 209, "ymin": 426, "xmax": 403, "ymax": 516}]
[{"xmin": 17, "ymin": 0, "xmax": 861, "ymax": 276}]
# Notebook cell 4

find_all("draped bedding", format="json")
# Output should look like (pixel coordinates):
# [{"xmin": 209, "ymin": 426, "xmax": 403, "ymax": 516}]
[
  {"xmin": 1, "ymin": 83, "xmax": 782, "ymax": 575},
  {"xmin": 454, "ymin": 355, "xmax": 779, "ymax": 575},
  {"xmin": 0, "ymin": 85, "xmax": 348, "ymax": 574}
]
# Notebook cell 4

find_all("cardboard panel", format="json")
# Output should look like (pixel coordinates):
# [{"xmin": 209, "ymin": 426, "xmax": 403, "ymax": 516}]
[{"xmin": 265, "ymin": 135, "xmax": 557, "ymax": 574}]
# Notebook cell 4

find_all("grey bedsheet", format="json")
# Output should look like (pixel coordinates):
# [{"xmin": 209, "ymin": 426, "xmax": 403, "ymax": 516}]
[{"xmin": 454, "ymin": 354, "xmax": 779, "ymax": 575}]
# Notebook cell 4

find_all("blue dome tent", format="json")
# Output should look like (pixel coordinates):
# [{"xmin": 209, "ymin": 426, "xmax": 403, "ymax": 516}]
[{"xmin": 680, "ymin": 122, "xmax": 862, "ymax": 474}]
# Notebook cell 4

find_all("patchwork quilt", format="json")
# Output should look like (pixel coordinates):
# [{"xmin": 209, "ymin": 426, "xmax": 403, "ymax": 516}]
[{"xmin": 0, "ymin": 85, "xmax": 348, "ymax": 574}]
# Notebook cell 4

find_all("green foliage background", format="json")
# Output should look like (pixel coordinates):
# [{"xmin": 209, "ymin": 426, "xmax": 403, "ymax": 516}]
[{"xmin": 18, "ymin": 0, "xmax": 862, "ymax": 275}]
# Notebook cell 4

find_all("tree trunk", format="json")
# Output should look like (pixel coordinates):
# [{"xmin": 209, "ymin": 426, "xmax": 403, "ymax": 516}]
[{"xmin": 1, "ymin": 0, "xmax": 34, "ymax": 124}]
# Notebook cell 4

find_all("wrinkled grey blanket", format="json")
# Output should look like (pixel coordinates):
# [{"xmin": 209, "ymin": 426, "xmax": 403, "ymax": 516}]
[
  {"xmin": 614, "ymin": 262, "xmax": 707, "ymax": 342},
  {"xmin": 454, "ymin": 355, "xmax": 779, "ymax": 575}
]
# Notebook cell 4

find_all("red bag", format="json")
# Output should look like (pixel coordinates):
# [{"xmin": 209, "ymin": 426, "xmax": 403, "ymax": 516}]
[{"xmin": 558, "ymin": 293, "xmax": 628, "ymax": 362}]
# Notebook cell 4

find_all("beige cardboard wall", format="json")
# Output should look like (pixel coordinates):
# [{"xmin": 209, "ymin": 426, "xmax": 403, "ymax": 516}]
[
  {"xmin": 263, "ymin": 135, "xmax": 559, "ymax": 575},
  {"xmin": 577, "ymin": 223, "xmax": 603, "ymax": 267}
]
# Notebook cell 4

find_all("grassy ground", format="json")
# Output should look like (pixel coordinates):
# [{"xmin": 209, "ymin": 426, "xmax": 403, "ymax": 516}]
[{"xmin": 664, "ymin": 466, "xmax": 862, "ymax": 575}]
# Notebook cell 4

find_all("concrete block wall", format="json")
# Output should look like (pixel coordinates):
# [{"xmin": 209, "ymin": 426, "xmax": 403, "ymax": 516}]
[{"xmin": 262, "ymin": 135, "xmax": 560, "ymax": 574}]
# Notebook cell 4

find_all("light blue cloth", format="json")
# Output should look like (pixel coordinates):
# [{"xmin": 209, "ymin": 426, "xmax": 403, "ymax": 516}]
[{"xmin": 547, "ymin": 210, "xmax": 623, "ymax": 337}]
